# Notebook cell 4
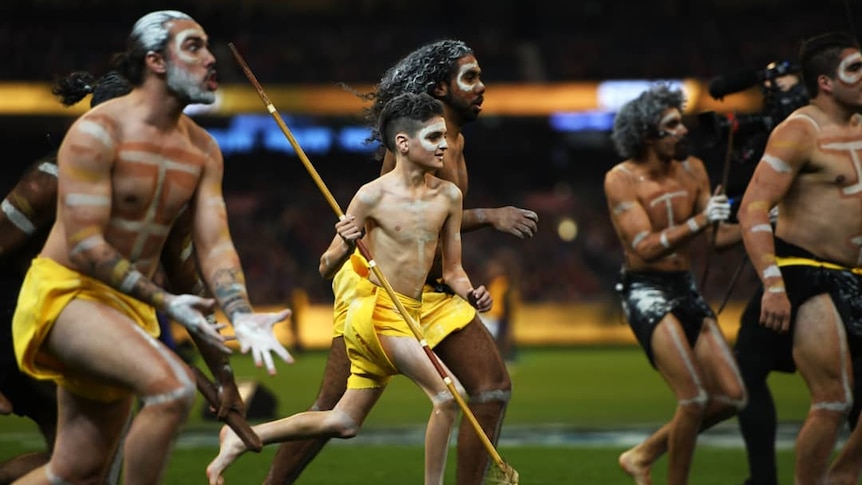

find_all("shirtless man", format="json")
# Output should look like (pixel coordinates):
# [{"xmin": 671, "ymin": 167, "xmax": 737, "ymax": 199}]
[
  {"xmin": 11, "ymin": 11, "xmax": 290, "ymax": 484},
  {"xmin": 266, "ymin": 40, "xmax": 537, "ymax": 485},
  {"xmin": 738, "ymin": 32, "xmax": 862, "ymax": 485},
  {"xmin": 208, "ymin": 91, "xmax": 491, "ymax": 485},
  {"xmin": 604, "ymin": 84, "xmax": 746, "ymax": 485}
]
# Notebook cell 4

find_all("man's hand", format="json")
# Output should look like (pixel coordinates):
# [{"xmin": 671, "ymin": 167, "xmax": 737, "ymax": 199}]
[
  {"xmin": 705, "ymin": 191, "xmax": 731, "ymax": 224},
  {"xmin": 232, "ymin": 309, "xmax": 294, "ymax": 375},
  {"xmin": 491, "ymin": 206, "xmax": 539, "ymax": 239},
  {"xmin": 164, "ymin": 294, "xmax": 231, "ymax": 353},
  {"xmin": 467, "ymin": 286, "xmax": 493, "ymax": 313},
  {"xmin": 760, "ymin": 287, "xmax": 792, "ymax": 333}
]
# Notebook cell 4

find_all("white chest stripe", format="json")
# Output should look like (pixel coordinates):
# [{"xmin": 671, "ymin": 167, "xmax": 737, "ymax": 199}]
[{"xmin": 1, "ymin": 199, "xmax": 36, "ymax": 234}]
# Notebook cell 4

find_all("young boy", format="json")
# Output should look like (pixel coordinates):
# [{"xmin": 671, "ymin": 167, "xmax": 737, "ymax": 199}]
[{"xmin": 206, "ymin": 92, "xmax": 492, "ymax": 485}]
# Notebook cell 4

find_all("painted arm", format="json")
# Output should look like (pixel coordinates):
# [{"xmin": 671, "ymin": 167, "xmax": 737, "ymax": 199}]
[
  {"xmin": 192, "ymin": 135, "xmax": 292, "ymax": 374},
  {"xmin": 440, "ymin": 184, "xmax": 491, "ymax": 311},
  {"xmin": 0, "ymin": 155, "xmax": 58, "ymax": 260},
  {"xmin": 320, "ymin": 185, "xmax": 374, "ymax": 279},
  {"xmin": 604, "ymin": 168, "xmax": 709, "ymax": 262},
  {"xmin": 738, "ymin": 118, "xmax": 813, "ymax": 332}
]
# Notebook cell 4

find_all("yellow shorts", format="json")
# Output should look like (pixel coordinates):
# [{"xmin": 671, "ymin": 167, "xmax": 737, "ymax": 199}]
[
  {"xmin": 420, "ymin": 282, "xmax": 476, "ymax": 348},
  {"xmin": 331, "ymin": 252, "xmax": 367, "ymax": 338},
  {"xmin": 13, "ymin": 257, "xmax": 159, "ymax": 402},
  {"xmin": 343, "ymin": 278, "xmax": 420, "ymax": 390}
]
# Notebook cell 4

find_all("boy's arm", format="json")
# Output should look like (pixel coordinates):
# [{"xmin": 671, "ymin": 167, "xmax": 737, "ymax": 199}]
[
  {"xmin": 439, "ymin": 184, "xmax": 491, "ymax": 311},
  {"xmin": 319, "ymin": 186, "xmax": 373, "ymax": 279}
]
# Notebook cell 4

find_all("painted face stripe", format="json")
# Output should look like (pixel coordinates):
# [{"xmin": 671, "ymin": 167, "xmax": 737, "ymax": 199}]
[
  {"xmin": 1, "ymin": 199, "xmax": 36, "ymax": 234},
  {"xmin": 456, "ymin": 62, "xmax": 479, "ymax": 92}
]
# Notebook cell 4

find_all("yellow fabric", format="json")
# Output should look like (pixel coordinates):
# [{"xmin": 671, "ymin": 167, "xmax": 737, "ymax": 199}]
[
  {"xmin": 13, "ymin": 256, "xmax": 159, "ymax": 402},
  {"xmin": 343, "ymin": 278, "xmax": 420, "ymax": 390},
  {"xmin": 331, "ymin": 252, "xmax": 367, "ymax": 337},
  {"xmin": 420, "ymin": 282, "xmax": 477, "ymax": 348},
  {"xmin": 775, "ymin": 256, "xmax": 862, "ymax": 275}
]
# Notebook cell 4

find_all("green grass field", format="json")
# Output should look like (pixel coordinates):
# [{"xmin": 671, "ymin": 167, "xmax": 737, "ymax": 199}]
[{"xmin": 1, "ymin": 347, "xmax": 809, "ymax": 484}]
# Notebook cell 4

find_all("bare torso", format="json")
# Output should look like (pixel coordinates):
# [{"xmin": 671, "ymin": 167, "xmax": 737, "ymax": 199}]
[
  {"xmin": 612, "ymin": 158, "xmax": 706, "ymax": 272},
  {"xmin": 775, "ymin": 109, "xmax": 862, "ymax": 266},
  {"xmin": 359, "ymin": 172, "xmax": 460, "ymax": 299},
  {"xmin": 42, "ymin": 96, "xmax": 213, "ymax": 278}
]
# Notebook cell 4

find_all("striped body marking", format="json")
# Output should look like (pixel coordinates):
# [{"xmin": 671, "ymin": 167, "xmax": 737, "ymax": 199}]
[
  {"xmin": 116, "ymin": 149, "xmax": 201, "ymax": 262},
  {"xmin": 649, "ymin": 190, "xmax": 688, "ymax": 227}
]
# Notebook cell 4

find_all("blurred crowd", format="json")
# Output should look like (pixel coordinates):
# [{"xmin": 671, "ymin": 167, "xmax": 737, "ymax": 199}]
[{"xmin": 2, "ymin": 0, "xmax": 855, "ymax": 84}]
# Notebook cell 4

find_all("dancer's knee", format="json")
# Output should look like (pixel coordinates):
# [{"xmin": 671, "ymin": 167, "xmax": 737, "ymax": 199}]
[
  {"xmin": 325, "ymin": 409, "xmax": 361, "ymax": 439},
  {"xmin": 812, "ymin": 395, "xmax": 853, "ymax": 416},
  {"xmin": 140, "ymin": 365, "xmax": 196, "ymax": 416},
  {"xmin": 679, "ymin": 388, "xmax": 708, "ymax": 414}
]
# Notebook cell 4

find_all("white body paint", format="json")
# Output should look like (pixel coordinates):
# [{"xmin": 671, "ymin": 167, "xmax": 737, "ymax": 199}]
[
  {"xmin": 838, "ymin": 52, "xmax": 862, "ymax": 85},
  {"xmin": 750, "ymin": 224, "xmax": 773, "ymax": 233},
  {"xmin": 762, "ymin": 264, "xmax": 782, "ymax": 279},
  {"xmin": 65, "ymin": 194, "xmax": 110, "ymax": 207},
  {"xmin": 762, "ymin": 154, "xmax": 792, "ymax": 174},
  {"xmin": 819, "ymin": 140, "xmax": 862, "ymax": 195},
  {"xmin": 418, "ymin": 121, "xmax": 447, "ymax": 152},
  {"xmin": 78, "ymin": 120, "xmax": 116, "ymax": 151},
  {"xmin": 1, "ymin": 199, "xmax": 36, "ymax": 234},
  {"xmin": 38, "ymin": 162, "xmax": 59, "ymax": 177},
  {"xmin": 649, "ymin": 190, "xmax": 688, "ymax": 227},
  {"xmin": 456, "ymin": 62, "xmax": 479, "ymax": 92},
  {"xmin": 118, "ymin": 149, "xmax": 201, "ymax": 262}
]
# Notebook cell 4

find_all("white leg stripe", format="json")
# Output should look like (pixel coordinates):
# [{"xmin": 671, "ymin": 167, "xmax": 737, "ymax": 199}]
[
  {"xmin": 666, "ymin": 322, "xmax": 707, "ymax": 406},
  {"xmin": 470, "ymin": 389, "xmax": 512, "ymax": 404},
  {"xmin": 1, "ymin": 199, "xmax": 36, "ymax": 234},
  {"xmin": 129, "ymin": 325, "xmax": 195, "ymax": 406},
  {"xmin": 750, "ymin": 224, "xmax": 773, "ymax": 233}
]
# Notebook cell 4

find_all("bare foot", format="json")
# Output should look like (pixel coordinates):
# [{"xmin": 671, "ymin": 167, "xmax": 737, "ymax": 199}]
[
  {"xmin": 206, "ymin": 425, "xmax": 248, "ymax": 485},
  {"xmin": 619, "ymin": 447, "xmax": 652, "ymax": 485}
]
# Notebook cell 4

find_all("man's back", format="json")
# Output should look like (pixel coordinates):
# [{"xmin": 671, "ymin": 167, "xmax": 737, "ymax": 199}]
[{"xmin": 771, "ymin": 106, "xmax": 862, "ymax": 265}]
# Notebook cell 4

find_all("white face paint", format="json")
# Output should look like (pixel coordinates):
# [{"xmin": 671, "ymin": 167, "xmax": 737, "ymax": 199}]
[
  {"xmin": 173, "ymin": 28, "xmax": 204, "ymax": 63},
  {"xmin": 658, "ymin": 110, "xmax": 685, "ymax": 138},
  {"xmin": 418, "ymin": 120, "xmax": 447, "ymax": 152},
  {"xmin": 166, "ymin": 27, "xmax": 215, "ymax": 105},
  {"xmin": 456, "ymin": 62, "xmax": 480, "ymax": 93},
  {"xmin": 838, "ymin": 51, "xmax": 862, "ymax": 85}
]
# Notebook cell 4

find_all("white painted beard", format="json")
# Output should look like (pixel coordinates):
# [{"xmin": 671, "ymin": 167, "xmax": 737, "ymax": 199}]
[{"xmin": 166, "ymin": 62, "xmax": 215, "ymax": 105}]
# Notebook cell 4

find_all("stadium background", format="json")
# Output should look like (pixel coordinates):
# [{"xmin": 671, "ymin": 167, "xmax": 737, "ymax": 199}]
[{"xmin": 0, "ymin": 1, "xmax": 854, "ymax": 483}]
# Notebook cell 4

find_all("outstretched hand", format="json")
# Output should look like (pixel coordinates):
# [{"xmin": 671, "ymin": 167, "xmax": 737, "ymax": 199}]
[
  {"xmin": 165, "ymin": 294, "xmax": 231, "ymax": 354},
  {"xmin": 232, "ymin": 309, "xmax": 294, "ymax": 375},
  {"xmin": 467, "ymin": 285, "xmax": 493, "ymax": 313},
  {"xmin": 492, "ymin": 206, "xmax": 539, "ymax": 239}
]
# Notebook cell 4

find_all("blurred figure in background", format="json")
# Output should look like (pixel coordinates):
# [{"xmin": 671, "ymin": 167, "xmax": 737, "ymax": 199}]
[
  {"xmin": 605, "ymin": 84, "xmax": 745, "ymax": 485},
  {"xmin": 479, "ymin": 248, "xmax": 521, "ymax": 363}
]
